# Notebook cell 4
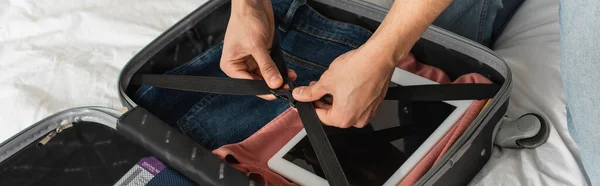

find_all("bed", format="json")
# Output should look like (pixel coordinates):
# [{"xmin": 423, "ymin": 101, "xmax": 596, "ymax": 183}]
[{"xmin": 0, "ymin": 0, "xmax": 588, "ymax": 185}]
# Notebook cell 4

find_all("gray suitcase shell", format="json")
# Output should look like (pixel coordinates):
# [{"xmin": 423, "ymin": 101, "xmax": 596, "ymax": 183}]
[{"xmin": 0, "ymin": 0, "xmax": 550, "ymax": 185}]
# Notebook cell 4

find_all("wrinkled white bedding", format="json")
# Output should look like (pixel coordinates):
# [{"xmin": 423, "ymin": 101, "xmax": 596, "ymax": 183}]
[
  {"xmin": 0, "ymin": 0, "xmax": 206, "ymax": 139},
  {"xmin": 0, "ymin": 0, "xmax": 588, "ymax": 185},
  {"xmin": 470, "ymin": 0, "xmax": 588, "ymax": 185}
]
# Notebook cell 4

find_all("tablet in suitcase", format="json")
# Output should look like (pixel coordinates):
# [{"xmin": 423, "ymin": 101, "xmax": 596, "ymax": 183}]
[{"xmin": 0, "ymin": 0, "xmax": 549, "ymax": 186}]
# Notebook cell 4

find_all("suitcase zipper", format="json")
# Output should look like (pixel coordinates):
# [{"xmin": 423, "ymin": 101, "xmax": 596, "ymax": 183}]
[{"xmin": 37, "ymin": 122, "xmax": 74, "ymax": 146}]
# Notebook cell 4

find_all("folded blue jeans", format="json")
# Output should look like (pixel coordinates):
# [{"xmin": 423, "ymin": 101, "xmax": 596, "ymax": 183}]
[
  {"xmin": 134, "ymin": 0, "xmax": 514, "ymax": 151},
  {"xmin": 134, "ymin": 0, "xmax": 373, "ymax": 150}
]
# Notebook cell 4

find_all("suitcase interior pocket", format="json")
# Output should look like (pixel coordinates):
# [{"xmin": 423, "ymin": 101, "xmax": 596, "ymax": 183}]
[{"xmin": 0, "ymin": 121, "xmax": 153, "ymax": 186}]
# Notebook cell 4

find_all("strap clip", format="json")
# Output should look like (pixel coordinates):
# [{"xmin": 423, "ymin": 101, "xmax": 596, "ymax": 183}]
[{"xmin": 270, "ymin": 81, "xmax": 298, "ymax": 108}]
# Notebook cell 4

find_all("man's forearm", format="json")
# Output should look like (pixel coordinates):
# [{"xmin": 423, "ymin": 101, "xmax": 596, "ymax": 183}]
[{"xmin": 366, "ymin": 0, "xmax": 453, "ymax": 66}]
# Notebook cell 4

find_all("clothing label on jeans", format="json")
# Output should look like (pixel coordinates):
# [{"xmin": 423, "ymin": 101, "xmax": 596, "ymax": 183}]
[{"xmin": 114, "ymin": 157, "xmax": 166, "ymax": 186}]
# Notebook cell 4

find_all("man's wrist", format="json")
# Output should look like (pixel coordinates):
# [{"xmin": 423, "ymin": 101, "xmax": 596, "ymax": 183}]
[
  {"xmin": 364, "ymin": 14, "xmax": 421, "ymax": 66},
  {"xmin": 363, "ymin": 25, "xmax": 414, "ymax": 68},
  {"xmin": 232, "ymin": 0, "xmax": 265, "ymax": 14},
  {"xmin": 361, "ymin": 37, "xmax": 405, "ymax": 69},
  {"xmin": 362, "ymin": 0, "xmax": 453, "ymax": 67}
]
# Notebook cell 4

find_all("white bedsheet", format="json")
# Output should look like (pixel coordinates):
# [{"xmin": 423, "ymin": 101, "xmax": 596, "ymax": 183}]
[
  {"xmin": 0, "ymin": 0, "xmax": 587, "ymax": 185},
  {"xmin": 470, "ymin": 0, "xmax": 588, "ymax": 185},
  {"xmin": 0, "ymin": 0, "xmax": 206, "ymax": 140}
]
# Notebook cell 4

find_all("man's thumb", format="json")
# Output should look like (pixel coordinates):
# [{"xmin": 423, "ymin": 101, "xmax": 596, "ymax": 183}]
[
  {"xmin": 293, "ymin": 83, "xmax": 327, "ymax": 102},
  {"xmin": 253, "ymin": 49, "xmax": 282, "ymax": 89}
]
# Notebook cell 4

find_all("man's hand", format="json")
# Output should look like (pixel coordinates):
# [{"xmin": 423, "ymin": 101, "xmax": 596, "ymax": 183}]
[
  {"xmin": 221, "ymin": 0, "xmax": 452, "ymax": 127},
  {"xmin": 220, "ymin": 0, "xmax": 295, "ymax": 100},
  {"xmin": 291, "ymin": 0, "xmax": 453, "ymax": 128},
  {"xmin": 292, "ymin": 43, "xmax": 398, "ymax": 128}
]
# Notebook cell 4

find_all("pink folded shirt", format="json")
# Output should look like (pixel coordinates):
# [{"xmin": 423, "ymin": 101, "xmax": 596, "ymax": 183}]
[{"xmin": 212, "ymin": 53, "xmax": 493, "ymax": 186}]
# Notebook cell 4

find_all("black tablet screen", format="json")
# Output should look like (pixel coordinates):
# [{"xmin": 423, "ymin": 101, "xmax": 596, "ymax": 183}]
[{"xmin": 282, "ymin": 100, "xmax": 457, "ymax": 185}]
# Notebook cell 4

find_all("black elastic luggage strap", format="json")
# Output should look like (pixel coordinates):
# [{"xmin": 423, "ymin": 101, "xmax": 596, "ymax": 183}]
[
  {"xmin": 270, "ymin": 32, "xmax": 350, "ymax": 186},
  {"xmin": 270, "ymin": 33, "xmax": 292, "ymax": 89},
  {"xmin": 375, "ymin": 125, "xmax": 422, "ymax": 142},
  {"xmin": 385, "ymin": 84, "xmax": 500, "ymax": 101},
  {"xmin": 296, "ymin": 102, "xmax": 349, "ymax": 186},
  {"xmin": 128, "ymin": 33, "xmax": 500, "ymax": 186},
  {"xmin": 130, "ymin": 74, "xmax": 272, "ymax": 95},
  {"xmin": 129, "ymin": 75, "xmax": 500, "ymax": 102}
]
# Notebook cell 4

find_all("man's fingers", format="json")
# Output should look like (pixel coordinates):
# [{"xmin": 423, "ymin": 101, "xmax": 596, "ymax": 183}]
[
  {"xmin": 288, "ymin": 69, "xmax": 297, "ymax": 81},
  {"xmin": 369, "ymin": 96, "xmax": 384, "ymax": 119},
  {"xmin": 292, "ymin": 83, "xmax": 328, "ymax": 102},
  {"xmin": 313, "ymin": 100, "xmax": 332, "ymax": 110},
  {"xmin": 315, "ymin": 105, "xmax": 354, "ymax": 129},
  {"xmin": 252, "ymin": 49, "xmax": 282, "ymax": 89},
  {"xmin": 353, "ymin": 108, "xmax": 372, "ymax": 128},
  {"xmin": 315, "ymin": 107, "xmax": 336, "ymax": 127},
  {"xmin": 220, "ymin": 59, "xmax": 257, "ymax": 80},
  {"xmin": 258, "ymin": 94, "xmax": 277, "ymax": 100},
  {"xmin": 257, "ymin": 70, "xmax": 296, "ymax": 100}
]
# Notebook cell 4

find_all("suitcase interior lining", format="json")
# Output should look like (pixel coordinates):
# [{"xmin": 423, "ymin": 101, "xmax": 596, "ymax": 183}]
[{"xmin": 0, "ymin": 121, "xmax": 152, "ymax": 186}]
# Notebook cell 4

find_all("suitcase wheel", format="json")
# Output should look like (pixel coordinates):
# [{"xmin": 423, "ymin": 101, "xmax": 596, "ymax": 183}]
[{"xmin": 494, "ymin": 113, "xmax": 550, "ymax": 149}]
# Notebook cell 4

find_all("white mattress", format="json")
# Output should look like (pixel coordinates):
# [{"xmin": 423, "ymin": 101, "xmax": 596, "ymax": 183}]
[{"xmin": 0, "ymin": 0, "xmax": 588, "ymax": 185}]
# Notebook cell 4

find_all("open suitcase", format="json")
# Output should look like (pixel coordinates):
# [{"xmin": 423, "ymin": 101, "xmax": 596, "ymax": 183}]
[{"xmin": 0, "ymin": 0, "xmax": 551, "ymax": 186}]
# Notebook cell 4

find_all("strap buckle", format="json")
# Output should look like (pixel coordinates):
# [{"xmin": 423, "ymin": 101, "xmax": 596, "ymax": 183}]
[{"xmin": 270, "ymin": 81, "xmax": 298, "ymax": 108}]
